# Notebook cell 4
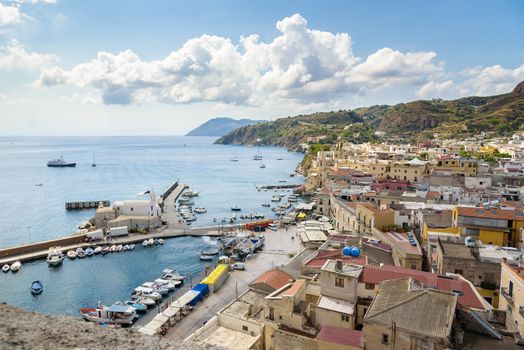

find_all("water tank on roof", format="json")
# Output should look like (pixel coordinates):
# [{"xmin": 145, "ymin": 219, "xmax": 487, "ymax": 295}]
[
  {"xmin": 350, "ymin": 247, "xmax": 361, "ymax": 257},
  {"xmin": 342, "ymin": 246, "xmax": 352, "ymax": 256}
]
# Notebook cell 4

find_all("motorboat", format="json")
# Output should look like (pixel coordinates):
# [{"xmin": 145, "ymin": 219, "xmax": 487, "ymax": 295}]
[
  {"xmin": 200, "ymin": 254, "xmax": 214, "ymax": 261},
  {"xmin": 123, "ymin": 300, "xmax": 147, "ymax": 313},
  {"xmin": 148, "ymin": 238, "xmax": 154, "ymax": 245},
  {"xmin": 254, "ymin": 213, "xmax": 265, "ymax": 219},
  {"xmin": 142, "ymin": 282, "xmax": 169, "ymax": 295},
  {"xmin": 79, "ymin": 303, "xmax": 136, "ymax": 325},
  {"xmin": 260, "ymin": 163, "xmax": 266, "ymax": 168},
  {"xmin": 94, "ymin": 246, "xmax": 102, "ymax": 254},
  {"xmin": 123, "ymin": 245, "xmax": 129, "ymax": 251},
  {"xmin": 76, "ymin": 247, "xmax": 86, "ymax": 258},
  {"xmin": 262, "ymin": 203, "xmax": 270, "ymax": 207},
  {"xmin": 277, "ymin": 157, "xmax": 283, "ymax": 160},
  {"xmin": 67, "ymin": 250, "xmax": 77, "ymax": 259},
  {"xmin": 202, "ymin": 248, "xmax": 220, "ymax": 256},
  {"xmin": 101, "ymin": 246, "xmax": 109, "ymax": 255},
  {"xmin": 162, "ymin": 269, "xmax": 185, "ymax": 282},
  {"xmin": 109, "ymin": 245, "xmax": 117, "ymax": 253},
  {"xmin": 153, "ymin": 239, "xmax": 159, "ymax": 245},
  {"xmin": 230, "ymin": 157, "xmax": 239, "ymax": 162},
  {"xmin": 154, "ymin": 278, "xmax": 175, "ymax": 291},
  {"xmin": 116, "ymin": 245, "xmax": 123, "ymax": 252},
  {"xmin": 47, "ymin": 247, "xmax": 64, "ymax": 267},
  {"xmin": 10, "ymin": 261, "xmax": 21, "ymax": 272},
  {"xmin": 133, "ymin": 286, "xmax": 162, "ymax": 301},
  {"xmin": 2, "ymin": 264, "xmax": 10, "ymax": 273},
  {"xmin": 158, "ymin": 239, "xmax": 164, "ymax": 245},
  {"xmin": 31, "ymin": 280, "xmax": 43, "ymax": 295},
  {"xmin": 129, "ymin": 244, "xmax": 135, "ymax": 250},
  {"xmin": 132, "ymin": 296, "xmax": 156, "ymax": 307},
  {"xmin": 85, "ymin": 247, "xmax": 94, "ymax": 256},
  {"xmin": 184, "ymin": 190, "xmax": 200, "ymax": 197},
  {"xmin": 142, "ymin": 240, "xmax": 149, "ymax": 247},
  {"xmin": 231, "ymin": 206, "xmax": 241, "ymax": 211},
  {"xmin": 271, "ymin": 196, "xmax": 281, "ymax": 202},
  {"xmin": 194, "ymin": 207, "xmax": 207, "ymax": 214},
  {"xmin": 47, "ymin": 156, "xmax": 76, "ymax": 168}
]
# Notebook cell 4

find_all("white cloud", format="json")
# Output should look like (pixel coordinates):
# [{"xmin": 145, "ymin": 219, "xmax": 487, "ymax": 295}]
[
  {"xmin": 37, "ymin": 13, "xmax": 444, "ymax": 106},
  {"xmin": 460, "ymin": 62, "xmax": 524, "ymax": 96},
  {"xmin": 11, "ymin": 0, "xmax": 56, "ymax": 3},
  {"xmin": 0, "ymin": 3, "xmax": 22, "ymax": 25},
  {"xmin": 417, "ymin": 80, "xmax": 453, "ymax": 97},
  {"xmin": 0, "ymin": 40, "xmax": 57, "ymax": 70}
]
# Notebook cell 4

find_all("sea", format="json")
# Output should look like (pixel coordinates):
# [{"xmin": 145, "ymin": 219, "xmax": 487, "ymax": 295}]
[{"xmin": 0, "ymin": 136, "xmax": 304, "ymax": 316}]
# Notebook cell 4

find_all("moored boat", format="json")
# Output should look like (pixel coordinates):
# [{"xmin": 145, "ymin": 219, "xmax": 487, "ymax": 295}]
[
  {"xmin": 142, "ymin": 240, "xmax": 149, "ymax": 247},
  {"xmin": 158, "ymin": 239, "xmax": 164, "ymax": 245},
  {"xmin": 94, "ymin": 246, "xmax": 102, "ymax": 254},
  {"xmin": 31, "ymin": 280, "xmax": 43, "ymax": 295},
  {"xmin": 109, "ymin": 245, "xmax": 117, "ymax": 252},
  {"xmin": 194, "ymin": 207, "xmax": 207, "ymax": 214},
  {"xmin": 10, "ymin": 261, "xmax": 21, "ymax": 272},
  {"xmin": 123, "ymin": 245, "xmax": 129, "ymax": 251},
  {"xmin": 47, "ymin": 247, "xmax": 64, "ymax": 267},
  {"xmin": 231, "ymin": 206, "xmax": 241, "ymax": 211},
  {"xmin": 79, "ymin": 304, "xmax": 136, "ymax": 325},
  {"xmin": 123, "ymin": 300, "xmax": 147, "ymax": 313},
  {"xmin": 200, "ymin": 254, "xmax": 214, "ymax": 261},
  {"xmin": 67, "ymin": 250, "xmax": 77, "ymax": 259},
  {"xmin": 76, "ymin": 247, "xmax": 86, "ymax": 258},
  {"xmin": 162, "ymin": 269, "xmax": 185, "ymax": 282},
  {"xmin": 2, "ymin": 264, "xmax": 10, "ymax": 272},
  {"xmin": 129, "ymin": 244, "xmax": 135, "ymax": 250},
  {"xmin": 101, "ymin": 246, "xmax": 109, "ymax": 255},
  {"xmin": 116, "ymin": 245, "xmax": 123, "ymax": 252},
  {"xmin": 85, "ymin": 247, "xmax": 94, "ymax": 256}
]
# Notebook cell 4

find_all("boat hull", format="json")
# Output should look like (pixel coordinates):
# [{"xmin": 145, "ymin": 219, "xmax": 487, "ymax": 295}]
[{"xmin": 47, "ymin": 163, "xmax": 76, "ymax": 167}]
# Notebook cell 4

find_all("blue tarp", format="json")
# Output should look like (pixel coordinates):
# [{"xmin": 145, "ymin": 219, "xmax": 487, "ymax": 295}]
[{"xmin": 189, "ymin": 283, "xmax": 209, "ymax": 305}]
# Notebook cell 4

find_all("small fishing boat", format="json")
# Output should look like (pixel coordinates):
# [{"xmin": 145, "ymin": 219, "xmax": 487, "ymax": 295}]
[
  {"xmin": 109, "ymin": 245, "xmax": 117, "ymax": 253},
  {"xmin": 148, "ymin": 238, "xmax": 154, "ymax": 246},
  {"xmin": 133, "ymin": 287, "xmax": 162, "ymax": 301},
  {"xmin": 79, "ymin": 304, "xmax": 136, "ymax": 325},
  {"xmin": 123, "ymin": 300, "xmax": 147, "ymax": 313},
  {"xmin": 153, "ymin": 239, "xmax": 159, "ymax": 245},
  {"xmin": 85, "ymin": 247, "xmax": 94, "ymax": 256},
  {"xmin": 194, "ymin": 207, "xmax": 207, "ymax": 214},
  {"xmin": 158, "ymin": 239, "xmax": 164, "ymax": 245},
  {"xmin": 200, "ymin": 254, "xmax": 214, "ymax": 261},
  {"xmin": 231, "ymin": 206, "xmax": 241, "ymax": 211},
  {"xmin": 31, "ymin": 280, "xmax": 43, "ymax": 295},
  {"xmin": 162, "ymin": 269, "xmax": 185, "ymax": 282},
  {"xmin": 76, "ymin": 247, "xmax": 86, "ymax": 258},
  {"xmin": 101, "ymin": 246, "xmax": 109, "ymax": 255},
  {"xmin": 202, "ymin": 248, "xmax": 220, "ymax": 256},
  {"xmin": 10, "ymin": 261, "xmax": 21, "ymax": 273},
  {"xmin": 94, "ymin": 246, "xmax": 102, "ymax": 254},
  {"xmin": 122, "ymin": 245, "xmax": 129, "ymax": 251},
  {"xmin": 116, "ymin": 245, "xmax": 123, "ymax": 252},
  {"xmin": 277, "ymin": 157, "xmax": 283, "ymax": 160},
  {"xmin": 129, "ymin": 244, "xmax": 135, "ymax": 250},
  {"xmin": 230, "ymin": 157, "xmax": 238, "ymax": 162},
  {"xmin": 47, "ymin": 247, "xmax": 64, "ymax": 267},
  {"xmin": 142, "ymin": 282, "xmax": 169, "ymax": 295},
  {"xmin": 35, "ymin": 183, "xmax": 43, "ymax": 187},
  {"xmin": 262, "ymin": 203, "xmax": 270, "ymax": 207},
  {"xmin": 133, "ymin": 296, "xmax": 155, "ymax": 307},
  {"xmin": 142, "ymin": 240, "xmax": 149, "ymax": 247},
  {"xmin": 154, "ymin": 278, "xmax": 175, "ymax": 291},
  {"xmin": 67, "ymin": 250, "xmax": 77, "ymax": 259},
  {"xmin": 2, "ymin": 264, "xmax": 10, "ymax": 273},
  {"xmin": 260, "ymin": 163, "xmax": 266, "ymax": 168}
]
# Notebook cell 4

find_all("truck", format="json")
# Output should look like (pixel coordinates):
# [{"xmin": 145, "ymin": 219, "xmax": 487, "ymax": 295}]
[
  {"xmin": 86, "ymin": 229, "xmax": 104, "ymax": 241},
  {"xmin": 109, "ymin": 226, "xmax": 129, "ymax": 237}
]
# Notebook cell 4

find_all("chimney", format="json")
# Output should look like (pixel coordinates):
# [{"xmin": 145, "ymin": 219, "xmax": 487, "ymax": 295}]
[{"xmin": 335, "ymin": 259, "xmax": 343, "ymax": 272}]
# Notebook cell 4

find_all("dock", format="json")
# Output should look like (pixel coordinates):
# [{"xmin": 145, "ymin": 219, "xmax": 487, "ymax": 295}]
[
  {"xmin": 257, "ymin": 184, "xmax": 301, "ymax": 190},
  {"xmin": 65, "ymin": 200, "xmax": 110, "ymax": 210}
]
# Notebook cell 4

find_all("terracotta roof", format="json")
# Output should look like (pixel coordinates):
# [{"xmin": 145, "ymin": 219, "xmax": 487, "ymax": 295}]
[
  {"xmin": 317, "ymin": 326, "xmax": 363, "ymax": 348},
  {"xmin": 283, "ymin": 279, "xmax": 305, "ymax": 297},
  {"xmin": 306, "ymin": 256, "xmax": 367, "ymax": 267},
  {"xmin": 426, "ymin": 191, "xmax": 441, "ymax": 199},
  {"xmin": 251, "ymin": 269, "xmax": 293, "ymax": 291},
  {"xmin": 328, "ymin": 169, "xmax": 351, "ymax": 177},
  {"xmin": 359, "ymin": 265, "xmax": 485, "ymax": 310},
  {"xmin": 456, "ymin": 206, "xmax": 524, "ymax": 221}
]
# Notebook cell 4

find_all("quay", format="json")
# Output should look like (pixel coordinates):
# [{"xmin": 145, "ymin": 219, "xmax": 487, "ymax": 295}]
[
  {"xmin": 257, "ymin": 184, "xmax": 300, "ymax": 190},
  {"xmin": 159, "ymin": 181, "xmax": 188, "ymax": 213},
  {"xmin": 65, "ymin": 200, "xmax": 110, "ymax": 210}
]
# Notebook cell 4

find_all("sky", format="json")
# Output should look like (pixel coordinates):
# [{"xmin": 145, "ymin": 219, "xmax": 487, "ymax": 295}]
[{"xmin": 0, "ymin": 0, "xmax": 523, "ymax": 136}]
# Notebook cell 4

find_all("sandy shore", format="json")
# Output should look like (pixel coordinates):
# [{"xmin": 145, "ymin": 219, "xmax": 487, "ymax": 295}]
[{"xmin": 163, "ymin": 225, "xmax": 303, "ymax": 341}]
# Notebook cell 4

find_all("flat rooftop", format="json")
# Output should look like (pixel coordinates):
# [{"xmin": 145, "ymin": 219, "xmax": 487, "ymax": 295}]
[
  {"xmin": 321, "ymin": 260, "xmax": 363, "ymax": 278},
  {"xmin": 196, "ymin": 325, "xmax": 259, "ymax": 350}
]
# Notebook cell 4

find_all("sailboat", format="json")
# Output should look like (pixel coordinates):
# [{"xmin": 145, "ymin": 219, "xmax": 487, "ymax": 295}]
[
  {"xmin": 260, "ymin": 161, "xmax": 266, "ymax": 169},
  {"xmin": 230, "ymin": 151, "xmax": 239, "ymax": 162},
  {"xmin": 253, "ymin": 147, "xmax": 263, "ymax": 161},
  {"xmin": 91, "ymin": 154, "xmax": 97, "ymax": 167}
]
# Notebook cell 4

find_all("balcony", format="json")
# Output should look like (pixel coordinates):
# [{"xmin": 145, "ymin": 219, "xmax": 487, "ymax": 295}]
[{"xmin": 501, "ymin": 288, "xmax": 514, "ymax": 305}]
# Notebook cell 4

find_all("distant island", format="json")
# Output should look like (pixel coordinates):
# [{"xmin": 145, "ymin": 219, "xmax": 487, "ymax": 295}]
[{"xmin": 186, "ymin": 117, "xmax": 265, "ymax": 137}]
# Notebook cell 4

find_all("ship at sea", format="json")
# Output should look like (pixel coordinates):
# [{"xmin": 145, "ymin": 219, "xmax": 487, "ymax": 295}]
[{"xmin": 47, "ymin": 156, "xmax": 76, "ymax": 168}]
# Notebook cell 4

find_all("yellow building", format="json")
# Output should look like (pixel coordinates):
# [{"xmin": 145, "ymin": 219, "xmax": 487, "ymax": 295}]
[
  {"xmin": 355, "ymin": 203, "xmax": 394, "ymax": 236},
  {"xmin": 500, "ymin": 259, "xmax": 524, "ymax": 339},
  {"xmin": 430, "ymin": 158, "xmax": 478, "ymax": 176},
  {"xmin": 339, "ymin": 159, "xmax": 427, "ymax": 183},
  {"xmin": 479, "ymin": 144, "xmax": 498, "ymax": 155},
  {"xmin": 422, "ymin": 224, "xmax": 460, "ymax": 244},
  {"xmin": 452, "ymin": 206, "xmax": 524, "ymax": 247}
]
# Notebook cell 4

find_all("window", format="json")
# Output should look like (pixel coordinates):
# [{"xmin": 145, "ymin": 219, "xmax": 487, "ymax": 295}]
[
  {"xmin": 268, "ymin": 307, "xmax": 274, "ymax": 321},
  {"xmin": 335, "ymin": 277, "xmax": 344, "ymax": 288},
  {"xmin": 341, "ymin": 314, "xmax": 350, "ymax": 322},
  {"xmin": 382, "ymin": 334, "xmax": 389, "ymax": 344},
  {"xmin": 365, "ymin": 283, "xmax": 375, "ymax": 290},
  {"xmin": 130, "ymin": 207, "xmax": 134, "ymax": 211},
  {"xmin": 455, "ymin": 269, "xmax": 463, "ymax": 275},
  {"xmin": 410, "ymin": 264, "xmax": 417, "ymax": 270},
  {"xmin": 509, "ymin": 280, "xmax": 514, "ymax": 297},
  {"xmin": 242, "ymin": 325, "xmax": 248, "ymax": 331}
]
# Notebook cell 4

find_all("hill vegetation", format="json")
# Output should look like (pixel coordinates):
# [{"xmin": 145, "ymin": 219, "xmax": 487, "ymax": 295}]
[
  {"xmin": 215, "ymin": 81, "xmax": 524, "ymax": 149},
  {"xmin": 186, "ymin": 117, "xmax": 265, "ymax": 137}
]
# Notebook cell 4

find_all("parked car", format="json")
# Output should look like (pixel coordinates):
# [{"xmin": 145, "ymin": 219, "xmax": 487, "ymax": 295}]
[
  {"xmin": 231, "ymin": 262, "xmax": 246, "ymax": 271},
  {"xmin": 267, "ymin": 224, "xmax": 278, "ymax": 231},
  {"xmin": 254, "ymin": 226, "xmax": 266, "ymax": 232}
]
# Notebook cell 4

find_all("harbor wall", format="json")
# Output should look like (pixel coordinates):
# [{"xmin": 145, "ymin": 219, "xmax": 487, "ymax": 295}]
[{"xmin": 0, "ymin": 234, "xmax": 87, "ymax": 260}]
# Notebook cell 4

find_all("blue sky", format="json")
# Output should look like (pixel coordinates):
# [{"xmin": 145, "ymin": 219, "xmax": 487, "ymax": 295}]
[{"xmin": 1, "ymin": 0, "xmax": 523, "ymax": 135}]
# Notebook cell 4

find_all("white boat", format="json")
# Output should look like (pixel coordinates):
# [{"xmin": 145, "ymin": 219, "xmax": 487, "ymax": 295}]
[
  {"xmin": 10, "ymin": 261, "xmax": 21, "ymax": 272},
  {"xmin": 133, "ymin": 296, "xmax": 156, "ymax": 307},
  {"xmin": 194, "ymin": 207, "xmax": 207, "ymax": 214},
  {"xmin": 2, "ymin": 264, "xmax": 10, "ymax": 273},
  {"xmin": 153, "ymin": 239, "xmax": 159, "ymax": 245},
  {"xmin": 148, "ymin": 238, "xmax": 154, "ymax": 246},
  {"xmin": 158, "ymin": 239, "xmax": 164, "ymax": 245},
  {"xmin": 253, "ymin": 147, "xmax": 263, "ymax": 160},
  {"xmin": 109, "ymin": 245, "xmax": 117, "ymax": 252},
  {"xmin": 133, "ymin": 286, "xmax": 162, "ymax": 301},
  {"xmin": 154, "ymin": 278, "xmax": 175, "ymax": 290},
  {"xmin": 67, "ymin": 250, "xmax": 77, "ymax": 259},
  {"xmin": 260, "ymin": 163, "xmax": 266, "ymax": 168},
  {"xmin": 47, "ymin": 247, "xmax": 64, "ymax": 267},
  {"xmin": 184, "ymin": 189, "xmax": 200, "ymax": 197},
  {"xmin": 93, "ymin": 246, "xmax": 102, "ymax": 254},
  {"xmin": 271, "ymin": 196, "xmax": 281, "ymax": 202},
  {"xmin": 162, "ymin": 269, "xmax": 185, "ymax": 282},
  {"xmin": 76, "ymin": 247, "xmax": 86, "ymax": 258},
  {"xmin": 79, "ymin": 304, "xmax": 136, "ymax": 325},
  {"xmin": 142, "ymin": 240, "xmax": 149, "ymax": 247},
  {"xmin": 262, "ymin": 203, "xmax": 270, "ymax": 207},
  {"xmin": 129, "ymin": 244, "xmax": 135, "ymax": 250},
  {"xmin": 231, "ymin": 206, "xmax": 241, "ymax": 211},
  {"xmin": 85, "ymin": 247, "xmax": 94, "ymax": 256},
  {"xmin": 122, "ymin": 245, "xmax": 129, "ymax": 251},
  {"xmin": 142, "ymin": 282, "xmax": 169, "ymax": 295},
  {"xmin": 116, "ymin": 245, "xmax": 123, "ymax": 252},
  {"xmin": 230, "ymin": 157, "xmax": 239, "ymax": 162}
]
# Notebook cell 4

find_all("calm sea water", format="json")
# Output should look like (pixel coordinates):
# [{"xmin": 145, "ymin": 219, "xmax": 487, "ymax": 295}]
[{"xmin": 0, "ymin": 136, "xmax": 304, "ymax": 316}]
